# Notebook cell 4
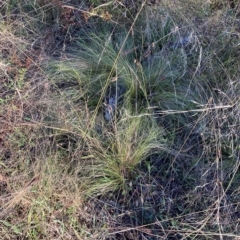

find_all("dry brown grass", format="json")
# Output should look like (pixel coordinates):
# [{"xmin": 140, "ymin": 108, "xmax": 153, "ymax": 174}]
[{"xmin": 0, "ymin": 0, "xmax": 239, "ymax": 239}]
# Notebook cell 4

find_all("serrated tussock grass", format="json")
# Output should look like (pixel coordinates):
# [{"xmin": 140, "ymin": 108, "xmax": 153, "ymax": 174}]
[{"xmin": 80, "ymin": 114, "xmax": 167, "ymax": 196}]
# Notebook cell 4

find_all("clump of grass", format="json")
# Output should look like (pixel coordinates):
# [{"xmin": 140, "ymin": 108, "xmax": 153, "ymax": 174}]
[
  {"xmin": 80, "ymin": 114, "xmax": 167, "ymax": 196},
  {"xmin": 47, "ymin": 30, "xmax": 168, "ymax": 195}
]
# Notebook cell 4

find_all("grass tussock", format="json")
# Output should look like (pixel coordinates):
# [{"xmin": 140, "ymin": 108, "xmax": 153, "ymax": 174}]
[{"xmin": 0, "ymin": 0, "xmax": 240, "ymax": 239}]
